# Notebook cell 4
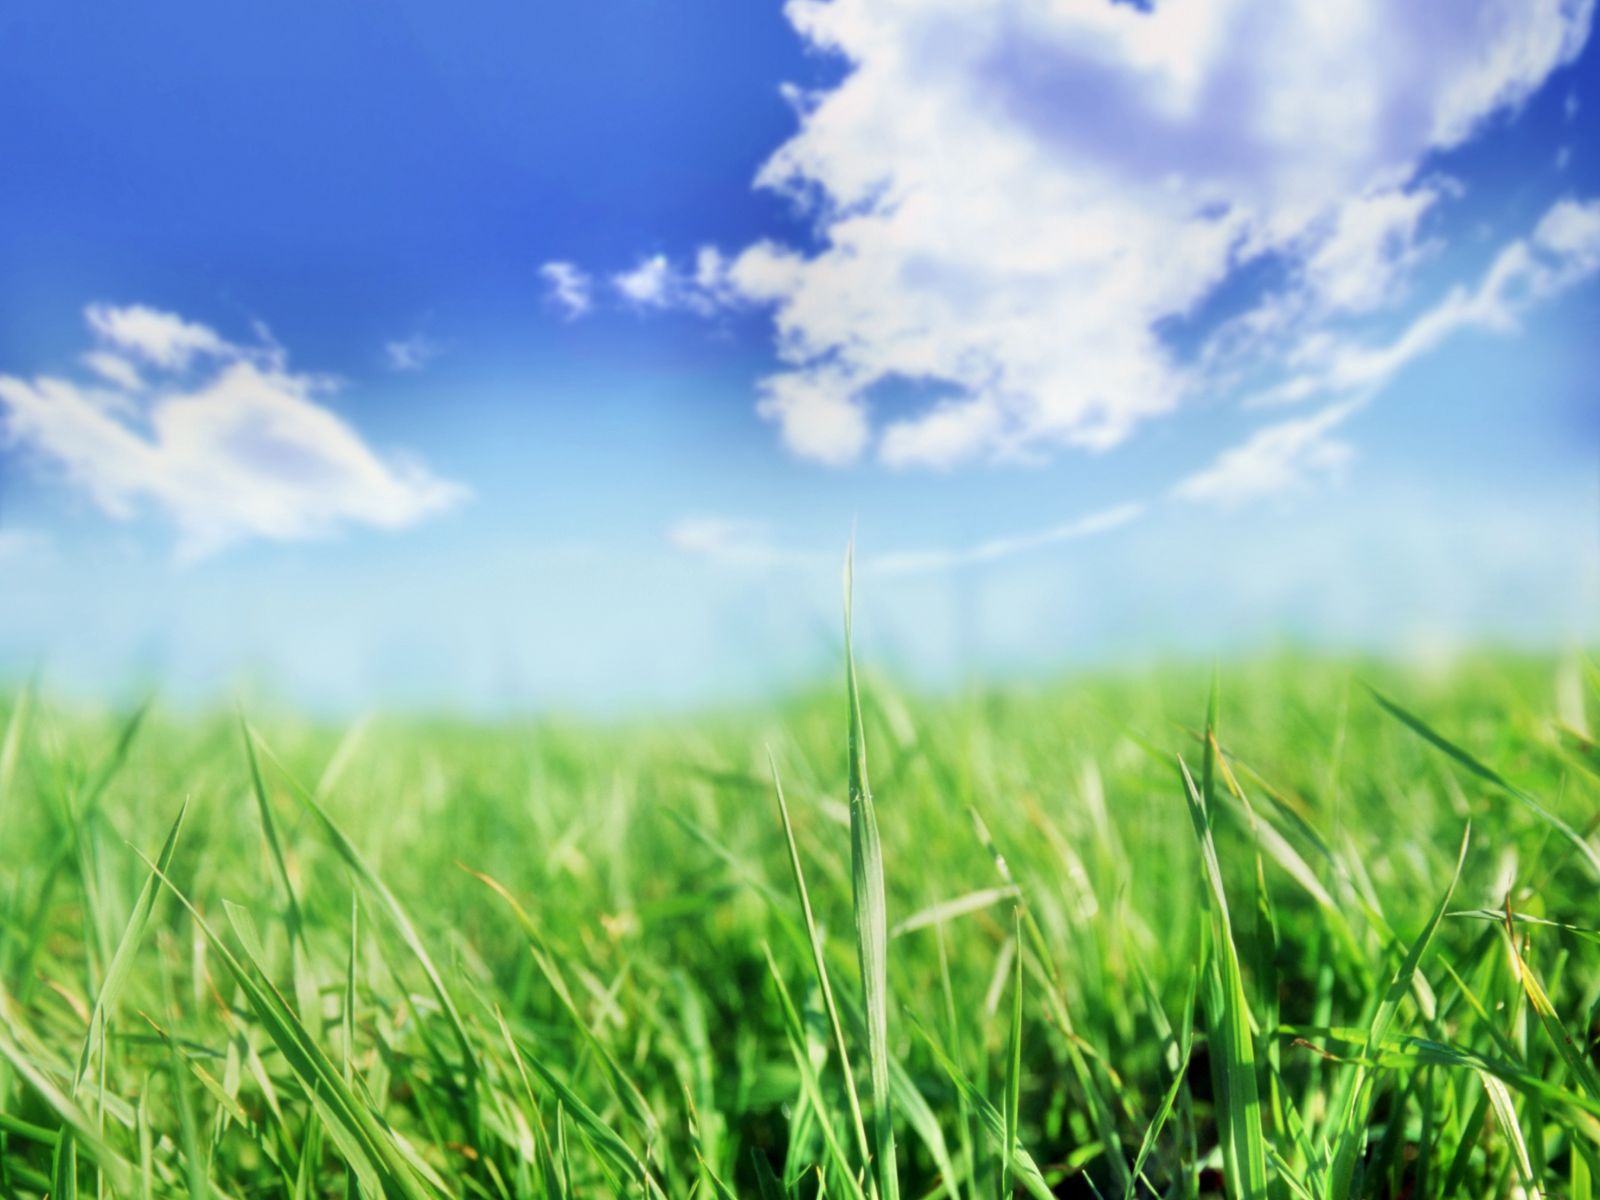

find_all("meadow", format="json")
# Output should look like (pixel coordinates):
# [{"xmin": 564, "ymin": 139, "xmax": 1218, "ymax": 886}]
[{"xmin": 1, "ymin": 599, "xmax": 1598, "ymax": 1198}]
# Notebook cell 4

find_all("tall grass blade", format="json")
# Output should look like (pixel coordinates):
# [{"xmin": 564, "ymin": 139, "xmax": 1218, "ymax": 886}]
[
  {"xmin": 1180, "ymin": 750, "xmax": 1269, "ymax": 1200},
  {"xmin": 844, "ymin": 542, "xmax": 899, "ymax": 1200},
  {"xmin": 1324, "ymin": 823, "xmax": 1468, "ymax": 1198},
  {"xmin": 769, "ymin": 749, "xmax": 875, "ymax": 1187}
]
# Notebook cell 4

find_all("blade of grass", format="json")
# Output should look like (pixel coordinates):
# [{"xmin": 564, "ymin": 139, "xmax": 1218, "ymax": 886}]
[
  {"xmin": 138, "ymin": 857, "xmax": 438, "ymax": 1200},
  {"xmin": 1324, "ymin": 824, "xmax": 1469, "ymax": 1198},
  {"xmin": 1367, "ymin": 686, "xmax": 1600, "ymax": 879},
  {"xmin": 1001, "ymin": 908, "xmax": 1023, "ymax": 1200},
  {"xmin": 1180, "ymin": 744, "xmax": 1268, "ymax": 1200},
  {"xmin": 248, "ymin": 727, "xmax": 478, "ymax": 1090},
  {"xmin": 844, "ymin": 541, "xmax": 899, "ymax": 1200},
  {"xmin": 770, "ymin": 749, "xmax": 875, "ymax": 1190}
]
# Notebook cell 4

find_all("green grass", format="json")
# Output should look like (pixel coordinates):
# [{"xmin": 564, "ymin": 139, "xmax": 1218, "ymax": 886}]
[{"xmin": 1, "ymin": 634, "xmax": 1599, "ymax": 1199}]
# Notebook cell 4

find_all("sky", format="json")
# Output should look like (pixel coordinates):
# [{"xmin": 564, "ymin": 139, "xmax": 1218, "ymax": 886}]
[{"xmin": 1, "ymin": 0, "xmax": 1598, "ymax": 714}]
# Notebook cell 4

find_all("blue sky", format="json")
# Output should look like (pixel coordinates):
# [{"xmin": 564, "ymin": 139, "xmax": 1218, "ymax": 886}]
[{"xmin": 1, "ymin": 0, "xmax": 1597, "ymax": 713}]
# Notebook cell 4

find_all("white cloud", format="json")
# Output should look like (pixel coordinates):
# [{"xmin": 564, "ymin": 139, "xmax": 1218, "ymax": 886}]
[
  {"xmin": 385, "ymin": 333, "xmax": 444, "ymax": 372},
  {"xmin": 539, "ymin": 261, "xmax": 594, "ymax": 318},
  {"xmin": 866, "ymin": 503, "xmax": 1145, "ymax": 574},
  {"xmin": 0, "ymin": 304, "xmax": 467, "ymax": 559},
  {"xmin": 667, "ymin": 517, "xmax": 817, "ymax": 568},
  {"xmin": 614, "ymin": 256, "xmax": 674, "ymax": 308},
  {"xmin": 1176, "ymin": 401, "xmax": 1361, "ymax": 506},
  {"xmin": 669, "ymin": 502, "xmax": 1143, "ymax": 575},
  {"xmin": 1297, "ymin": 184, "xmax": 1447, "ymax": 314},
  {"xmin": 1185, "ymin": 195, "xmax": 1600, "ymax": 503},
  {"xmin": 1266, "ymin": 195, "xmax": 1600, "ymax": 404},
  {"xmin": 703, "ymin": 0, "xmax": 1592, "ymax": 466},
  {"xmin": 612, "ymin": 249, "xmax": 733, "ymax": 315},
  {"xmin": 82, "ymin": 352, "xmax": 143, "ymax": 392},
  {"xmin": 754, "ymin": 366, "xmax": 871, "ymax": 465},
  {"xmin": 85, "ymin": 303, "xmax": 231, "ymax": 370}
]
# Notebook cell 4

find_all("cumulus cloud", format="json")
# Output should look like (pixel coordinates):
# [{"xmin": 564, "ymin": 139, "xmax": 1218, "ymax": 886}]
[
  {"xmin": 540, "ymin": 261, "xmax": 594, "ymax": 318},
  {"xmin": 0, "ymin": 305, "xmax": 467, "ymax": 559},
  {"xmin": 754, "ymin": 366, "xmax": 870, "ymax": 466},
  {"xmin": 700, "ymin": 0, "xmax": 1592, "ymax": 466}
]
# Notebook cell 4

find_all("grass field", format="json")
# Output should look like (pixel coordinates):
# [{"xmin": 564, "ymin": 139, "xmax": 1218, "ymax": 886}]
[{"xmin": 2, "ymin": 607, "xmax": 1599, "ymax": 1197}]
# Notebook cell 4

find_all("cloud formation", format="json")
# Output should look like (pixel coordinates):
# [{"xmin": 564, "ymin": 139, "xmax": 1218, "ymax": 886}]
[
  {"xmin": 709, "ymin": 0, "xmax": 1591, "ymax": 466},
  {"xmin": 539, "ymin": 261, "xmax": 595, "ymax": 318},
  {"xmin": 669, "ymin": 501, "xmax": 1143, "ymax": 575},
  {"xmin": 1179, "ymin": 195, "xmax": 1600, "ymax": 504},
  {"xmin": 612, "ymin": 249, "xmax": 731, "ymax": 315},
  {"xmin": 385, "ymin": 333, "xmax": 445, "ymax": 372},
  {"xmin": 1176, "ymin": 402, "xmax": 1361, "ymax": 507},
  {"xmin": 0, "ymin": 305, "xmax": 467, "ymax": 558}
]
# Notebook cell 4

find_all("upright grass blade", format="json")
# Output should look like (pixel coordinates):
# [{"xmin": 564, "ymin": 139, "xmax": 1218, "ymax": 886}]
[
  {"xmin": 138, "ymin": 859, "xmax": 438, "ymax": 1200},
  {"xmin": 1323, "ymin": 824, "xmax": 1469, "ymax": 1198},
  {"xmin": 241, "ymin": 715, "xmax": 302, "ymax": 937},
  {"xmin": 80, "ymin": 698, "xmax": 153, "ymax": 811},
  {"xmin": 72, "ymin": 800, "xmax": 187, "ymax": 1091},
  {"xmin": 769, "ymin": 750, "xmax": 875, "ymax": 1188},
  {"xmin": 1502, "ymin": 904, "xmax": 1600, "ymax": 1103},
  {"xmin": 54, "ymin": 801, "xmax": 187, "ymax": 1200},
  {"xmin": 462, "ymin": 866, "xmax": 659, "ymax": 1144},
  {"xmin": 844, "ymin": 542, "xmax": 899, "ymax": 1200},
  {"xmin": 503, "ymin": 1028, "xmax": 665, "ymax": 1199},
  {"xmin": 1479, "ymin": 1071, "xmax": 1541, "ymax": 1197},
  {"xmin": 1124, "ymin": 971, "xmax": 1198, "ymax": 1200},
  {"xmin": 909, "ymin": 1018, "xmax": 1056, "ymax": 1200},
  {"xmin": 1001, "ymin": 908, "xmax": 1023, "ymax": 1200},
  {"xmin": 0, "ymin": 682, "xmax": 30, "ymax": 826},
  {"xmin": 1180, "ymin": 748, "xmax": 1269, "ymax": 1200},
  {"xmin": 240, "ymin": 717, "xmax": 321, "ymax": 1028},
  {"xmin": 247, "ymin": 729, "xmax": 479, "ymax": 1090},
  {"xmin": 764, "ymin": 944, "xmax": 871, "ymax": 1200},
  {"xmin": 0, "ymin": 1024, "xmax": 134, "ymax": 1195}
]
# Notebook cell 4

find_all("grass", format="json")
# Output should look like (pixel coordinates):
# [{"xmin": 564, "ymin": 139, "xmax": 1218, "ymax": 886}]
[{"xmin": 1, "ymin": 614, "xmax": 1599, "ymax": 1197}]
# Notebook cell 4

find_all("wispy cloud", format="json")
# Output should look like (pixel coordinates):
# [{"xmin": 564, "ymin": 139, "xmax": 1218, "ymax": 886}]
[
  {"xmin": 667, "ymin": 517, "xmax": 816, "ymax": 568},
  {"xmin": 1182, "ymin": 195, "xmax": 1600, "ymax": 505},
  {"xmin": 85, "ymin": 302, "xmax": 231, "ymax": 370},
  {"xmin": 384, "ymin": 332, "xmax": 445, "ymax": 372},
  {"xmin": 539, "ymin": 261, "xmax": 594, "ymax": 319},
  {"xmin": 1176, "ymin": 402, "xmax": 1362, "ymax": 507},
  {"xmin": 865, "ymin": 503, "xmax": 1146, "ymax": 575},
  {"xmin": 669, "ymin": 502, "xmax": 1144, "ymax": 576},
  {"xmin": 1266, "ymin": 195, "xmax": 1600, "ymax": 406},
  {"xmin": 81, "ymin": 351, "xmax": 143, "ymax": 392},
  {"xmin": 612, "ymin": 249, "xmax": 731, "ymax": 315},
  {"xmin": 0, "ymin": 304, "xmax": 468, "ymax": 559}
]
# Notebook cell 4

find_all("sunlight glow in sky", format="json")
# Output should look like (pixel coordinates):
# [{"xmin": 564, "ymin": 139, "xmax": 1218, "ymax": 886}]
[{"xmin": 2, "ymin": 0, "xmax": 1598, "ymax": 711}]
